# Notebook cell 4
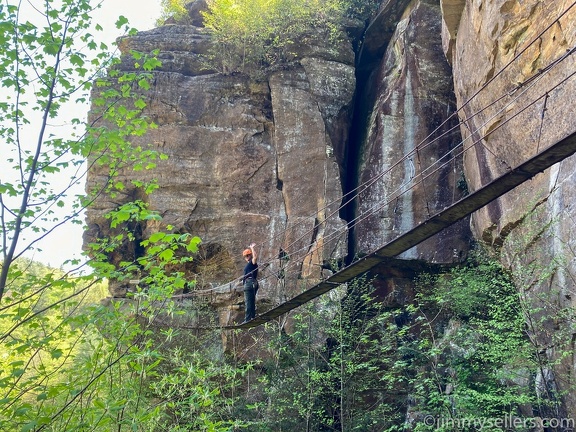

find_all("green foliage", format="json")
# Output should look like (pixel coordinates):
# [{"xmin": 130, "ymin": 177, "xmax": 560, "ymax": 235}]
[
  {"xmin": 418, "ymin": 252, "xmax": 519, "ymax": 321},
  {"xmin": 0, "ymin": 261, "xmax": 112, "ymax": 430},
  {"xmin": 0, "ymin": 0, "xmax": 160, "ymax": 297},
  {"xmin": 236, "ymin": 250, "xmax": 566, "ymax": 431},
  {"xmin": 0, "ymin": 1, "xmax": 232, "ymax": 431},
  {"xmin": 148, "ymin": 348, "xmax": 249, "ymax": 431},
  {"xmin": 0, "ymin": 237, "xmax": 227, "ymax": 431},
  {"xmin": 200, "ymin": 0, "xmax": 378, "ymax": 76},
  {"xmin": 157, "ymin": 0, "xmax": 190, "ymax": 26},
  {"xmin": 254, "ymin": 277, "xmax": 405, "ymax": 431},
  {"xmin": 409, "ymin": 250, "xmax": 545, "ymax": 431},
  {"xmin": 341, "ymin": 0, "xmax": 380, "ymax": 21}
]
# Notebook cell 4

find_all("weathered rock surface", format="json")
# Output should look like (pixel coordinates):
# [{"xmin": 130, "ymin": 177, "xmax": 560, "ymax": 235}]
[
  {"xmin": 445, "ymin": 0, "xmax": 576, "ymax": 418},
  {"xmin": 85, "ymin": 11, "xmax": 353, "ymax": 333},
  {"xmin": 355, "ymin": 0, "xmax": 471, "ymax": 263},
  {"xmin": 85, "ymin": 0, "xmax": 576, "ymax": 417}
]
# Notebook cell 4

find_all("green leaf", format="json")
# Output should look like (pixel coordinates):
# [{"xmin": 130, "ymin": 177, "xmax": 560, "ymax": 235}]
[
  {"xmin": 134, "ymin": 97, "xmax": 147, "ymax": 109},
  {"xmin": 14, "ymin": 403, "xmax": 32, "ymax": 416},
  {"xmin": 69, "ymin": 53, "xmax": 84, "ymax": 66},
  {"xmin": 0, "ymin": 182, "xmax": 18, "ymax": 196},
  {"xmin": 44, "ymin": 42, "xmax": 60, "ymax": 55},
  {"xmin": 21, "ymin": 421, "xmax": 38, "ymax": 432},
  {"xmin": 51, "ymin": 348, "xmax": 63, "ymax": 359},
  {"xmin": 115, "ymin": 15, "xmax": 129, "ymax": 28},
  {"xmin": 158, "ymin": 249, "xmax": 174, "ymax": 262},
  {"xmin": 143, "ymin": 57, "xmax": 162, "ymax": 71},
  {"xmin": 148, "ymin": 232, "xmax": 166, "ymax": 243},
  {"xmin": 186, "ymin": 236, "xmax": 202, "ymax": 252}
]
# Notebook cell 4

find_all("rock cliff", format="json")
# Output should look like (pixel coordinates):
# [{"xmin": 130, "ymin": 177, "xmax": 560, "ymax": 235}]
[
  {"xmin": 446, "ymin": 0, "xmax": 576, "ymax": 418},
  {"xmin": 85, "ymin": 0, "xmax": 576, "ymax": 418},
  {"xmin": 355, "ymin": 0, "xmax": 471, "ymax": 262},
  {"xmin": 85, "ymin": 6, "xmax": 353, "ymax": 327}
]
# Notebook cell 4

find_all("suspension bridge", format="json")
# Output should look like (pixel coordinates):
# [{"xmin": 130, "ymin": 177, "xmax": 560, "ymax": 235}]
[
  {"xmin": 169, "ymin": 3, "xmax": 576, "ymax": 331},
  {"xmin": 228, "ymin": 128, "xmax": 576, "ymax": 329}
]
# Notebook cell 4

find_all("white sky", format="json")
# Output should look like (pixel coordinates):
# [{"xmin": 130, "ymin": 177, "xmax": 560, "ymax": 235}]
[
  {"xmin": 3, "ymin": 0, "xmax": 163, "ymax": 269},
  {"xmin": 97, "ymin": 0, "xmax": 162, "ymax": 39}
]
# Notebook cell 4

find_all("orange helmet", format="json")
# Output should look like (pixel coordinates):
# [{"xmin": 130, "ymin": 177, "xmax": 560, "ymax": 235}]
[{"xmin": 242, "ymin": 248, "xmax": 252, "ymax": 256}]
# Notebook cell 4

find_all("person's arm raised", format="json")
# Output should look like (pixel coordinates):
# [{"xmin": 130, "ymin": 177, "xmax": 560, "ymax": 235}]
[{"xmin": 249, "ymin": 243, "xmax": 258, "ymax": 263}]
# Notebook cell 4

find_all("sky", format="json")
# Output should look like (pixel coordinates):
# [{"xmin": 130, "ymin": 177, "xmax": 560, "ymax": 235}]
[
  {"xmin": 2, "ymin": 0, "xmax": 163, "ymax": 269},
  {"xmin": 96, "ymin": 0, "xmax": 162, "ymax": 39}
]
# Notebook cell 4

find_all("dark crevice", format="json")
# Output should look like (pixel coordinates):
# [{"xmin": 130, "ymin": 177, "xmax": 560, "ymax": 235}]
[{"xmin": 341, "ymin": 47, "xmax": 381, "ymax": 266}]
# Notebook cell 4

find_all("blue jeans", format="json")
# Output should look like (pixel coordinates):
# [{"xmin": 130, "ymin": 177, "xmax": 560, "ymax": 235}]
[{"xmin": 243, "ymin": 278, "xmax": 257, "ymax": 321}]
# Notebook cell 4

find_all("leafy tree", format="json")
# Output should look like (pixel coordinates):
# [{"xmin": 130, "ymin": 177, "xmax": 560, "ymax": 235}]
[
  {"xmin": 157, "ymin": 0, "xmax": 189, "ymax": 26},
  {"xmin": 0, "ymin": 206, "xmax": 210, "ymax": 431},
  {"xmin": 255, "ymin": 277, "xmax": 405, "ymax": 431},
  {"xmin": 147, "ymin": 347, "xmax": 251, "ymax": 431},
  {"xmin": 245, "ymin": 250, "xmax": 567, "ymax": 431},
  {"xmin": 200, "ymin": 0, "xmax": 378, "ymax": 75},
  {"xmin": 0, "ymin": 0, "xmax": 158, "ymax": 297},
  {"xmin": 408, "ymin": 250, "xmax": 545, "ymax": 431},
  {"xmin": 0, "ymin": 1, "xmax": 231, "ymax": 431}
]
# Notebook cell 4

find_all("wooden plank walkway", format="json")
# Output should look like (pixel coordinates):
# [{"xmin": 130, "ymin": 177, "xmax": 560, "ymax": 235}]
[{"xmin": 226, "ymin": 131, "xmax": 576, "ymax": 329}]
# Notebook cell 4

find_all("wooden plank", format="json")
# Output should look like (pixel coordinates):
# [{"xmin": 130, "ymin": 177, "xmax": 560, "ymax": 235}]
[{"xmin": 228, "ymin": 131, "xmax": 576, "ymax": 329}]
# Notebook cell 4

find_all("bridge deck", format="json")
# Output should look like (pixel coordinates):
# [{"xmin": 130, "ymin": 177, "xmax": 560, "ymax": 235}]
[{"xmin": 226, "ymin": 131, "xmax": 576, "ymax": 330}]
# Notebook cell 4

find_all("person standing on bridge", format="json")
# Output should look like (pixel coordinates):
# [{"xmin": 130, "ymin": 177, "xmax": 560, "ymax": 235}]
[{"xmin": 241, "ymin": 243, "xmax": 259, "ymax": 324}]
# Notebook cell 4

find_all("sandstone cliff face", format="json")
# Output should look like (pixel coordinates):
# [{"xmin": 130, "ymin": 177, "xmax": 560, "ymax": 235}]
[
  {"xmin": 444, "ymin": 0, "xmax": 576, "ymax": 417},
  {"xmin": 85, "ymin": 0, "xmax": 576, "ymax": 416},
  {"xmin": 85, "ymin": 14, "xmax": 353, "ymax": 330},
  {"xmin": 355, "ymin": 0, "xmax": 471, "ymax": 263}
]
